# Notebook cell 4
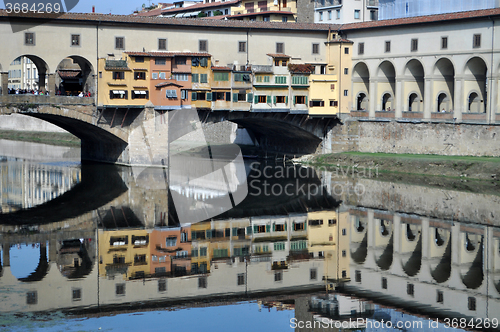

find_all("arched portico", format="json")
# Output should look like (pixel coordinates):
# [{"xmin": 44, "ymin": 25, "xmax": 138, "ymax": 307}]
[
  {"xmin": 55, "ymin": 55, "xmax": 95, "ymax": 96},
  {"xmin": 402, "ymin": 59, "xmax": 424, "ymax": 113},
  {"xmin": 352, "ymin": 62, "xmax": 370, "ymax": 111},
  {"xmin": 376, "ymin": 61, "xmax": 396, "ymax": 112}
]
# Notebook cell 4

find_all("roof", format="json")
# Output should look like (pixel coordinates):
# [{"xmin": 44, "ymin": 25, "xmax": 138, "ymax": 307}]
[
  {"xmin": 288, "ymin": 64, "xmax": 314, "ymax": 74},
  {"xmin": 340, "ymin": 7, "xmax": 500, "ymax": 31},
  {"xmin": 266, "ymin": 53, "xmax": 291, "ymax": 58},
  {"xmin": 229, "ymin": 10, "xmax": 295, "ymax": 19},
  {"xmin": 211, "ymin": 66, "xmax": 232, "ymax": 71},
  {"xmin": 0, "ymin": 10, "xmax": 335, "ymax": 32},
  {"xmin": 57, "ymin": 70, "xmax": 81, "ymax": 78},
  {"xmin": 159, "ymin": 0, "xmax": 240, "ymax": 15},
  {"xmin": 125, "ymin": 51, "xmax": 211, "ymax": 57},
  {"xmin": 155, "ymin": 82, "xmax": 184, "ymax": 88}
]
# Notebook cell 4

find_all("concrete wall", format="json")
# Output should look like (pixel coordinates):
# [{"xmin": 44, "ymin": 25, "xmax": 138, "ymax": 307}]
[
  {"xmin": 328, "ymin": 119, "xmax": 500, "ymax": 156},
  {"xmin": 0, "ymin": 114, "xmax": 67, "ymax": 133}
]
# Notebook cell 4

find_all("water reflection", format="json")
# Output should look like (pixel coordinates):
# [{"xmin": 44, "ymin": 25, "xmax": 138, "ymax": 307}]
[{"xmin": 0, "ymin": 142, "xmax": 499, "ymax": 331}]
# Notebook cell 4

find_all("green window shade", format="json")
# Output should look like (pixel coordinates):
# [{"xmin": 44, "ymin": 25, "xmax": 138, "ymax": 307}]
[
  {"xmin": 232, "ymin": 228, "xmax": 238, "ymax": 236},
  {"xmin": 214, "ymin": 72, "xmax": 229, "ymax": 81},
  {"xmin": 226, "ymin": 92, "xmax": 231, "ymax": 101},
  {"xmin": 246, "ymin": 226, "xmax": 253, "ymax": 234},
  {"xmin": 192, "ymin": 92, "xmax": 197, "ymax": 101},
  {"xmin": 275, "ymin": 76, "xmax": 287, "ymax": 84},
  {"xmin": 207, "ymin": 92, "xmax": 212, "ymax": 101},
  {"xmin": 254, "ymin": 95, "xmax": 258, "ymax": 104},
  {"xmin": 206, "ymin": 230, "xmax": 212, "ymax": 238},
  {"xmin": 200, "ymin": 74, "xmax": 208, "ymax": 83},
  {"xmin": 200, "ymin": 247, "xmax": 207, "ymax": 256},
  {"xmin": 264, "ymin": 76, "xmax": 270, "ymax": 83},
  {"xmin": 233, "ymin": 93, "xmax": 238, "ymax": 102},
  {"xmin": 234, "ymin": 73, "xmax": 242, "ymax": 81},
  {"xmin": 200, "ymin": 57, "xmax": 208, "ymax": 67},
  {"xmin": 285, "ymin": 222, "xmax": 287, "ymax": 230},
  {"xmin": 247, "ymin": 93, "xmax": 253, "ymax": 103},
  {"xmin": 256, "ymin": 76, "xmax": 262, "ymax": 82},
  {"xmin": 267, "ymin": 95, "xmax": 271, "ymax": 104},
  {"xmin": 306, "ymin": 96, "xmax": 308, "ymax": 105},
  {"xmin": 254, "ymin": 225, "xmax": 259, "ymax": 233},
  {"xmin": 273, "ymin": 96, "xmax": 276, "ymax": 104},
  {"xmin": 266, "ymin": 224, "xmax": 271, "ymax": 232},
  {"xmin": 192, "ymin": 249, "xmax": 198, "ymax": 257},
  {"xmin": 192, "ymin": 74, "xmax": 199, "ymax": 83}
]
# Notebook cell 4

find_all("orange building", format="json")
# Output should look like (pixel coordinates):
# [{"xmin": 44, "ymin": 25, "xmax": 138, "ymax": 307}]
[{"xmin": 149, "ymin": 226, "xmax": 192, "ymax": 277}]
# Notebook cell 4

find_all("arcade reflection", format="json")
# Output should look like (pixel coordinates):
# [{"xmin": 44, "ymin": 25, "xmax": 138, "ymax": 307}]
[{"xmin": 0, "ymin": 153, "xmax": 499, "ymax": 331}]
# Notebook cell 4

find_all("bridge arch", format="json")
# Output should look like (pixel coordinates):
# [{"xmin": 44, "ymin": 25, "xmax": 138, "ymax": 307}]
[
  {"xmin": 55, "ymin": 55, "xmax": 95, "ymax": 96},
  {"xmin": 373, "ymin": 219, "xmax": 393, "ymax": 270},
  {"xmin": 350, "ymin": 216, "xmax": 368, "ymax": 264},
  {"xmin": 10, "ymin": 243, "xmax": 50, "ymax": 282},
  {"xmin": 400, "ymin": 223, "xmax": 422, "ymax": 277},
  {"xmin": 460, "ymin": 232, "xmax": 484, "ymax": 289},
  {"xmin": 429, "ymin": 227, "xmax": 452, "ymax": 283},
  {"xmin": 7, "ymin": 55, "xmax": 50, "ymax": 92}
]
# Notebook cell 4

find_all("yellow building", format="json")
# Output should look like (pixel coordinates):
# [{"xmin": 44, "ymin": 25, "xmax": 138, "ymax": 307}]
[
  {"xmin": 97, "ymin": 56, "xmax": 151, "ymax": 107},
  {"xmin": 230, "ymin": 0, "xmax": 297, "ymax": 22},
  {"xmin": 98, "ymin": 229, "xmax": 151, "ymax": 280},
  {"xmin": 306, "ymin": 210, "xmax": 350, "ymax": 281},
  {"xmin": 191, "ymin": 55, "xmax": 212, "ymax": 110}
]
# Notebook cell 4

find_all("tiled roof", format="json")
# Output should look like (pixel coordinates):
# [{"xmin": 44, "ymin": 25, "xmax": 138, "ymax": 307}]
[
  {"xmin": 288, "ymin": 64, "xmax": 314, "ymax": 74},
  {"xmin": 159, "ymin": 0, "xmax": 239, "ymax": 15},
  {"xmin": 266, "ymin": 53, "xmax": 291, "ymax": 58},
  {"xmin": 57, "ymin": 70, "xmax": 81, "ymax": 78},
  {"xmin": 201, "ymin": 15, "xmax": 230, "ymax": 19},
  {"xmin": 0, "ymin": 10, "xmax": 336, "ymax": 31},
  {"xmin": 211, "ymin": 66, "xmax": 232, "ymax": 70},
  {"xmin": 340, "ymin": 7, "xmax": 500, "ymax": 31},
  {"xmin": 125, "ymin": 51, "xmax": 211, "ymax": 57}
]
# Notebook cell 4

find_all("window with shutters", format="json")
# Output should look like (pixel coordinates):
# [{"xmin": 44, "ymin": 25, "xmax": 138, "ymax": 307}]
[
  {"xmin": 385, "ymin": 41, "xmax": 391, "ymax": 53},
  {"xmin": 238, "ymin": 41, "xmax": 246, "ymax": 53},
  {"xmin": 276, "ymin": 42, "xmax": 284, "ymax": 54},
  {"xmin": 330, "ymin": 100, "xmax": 338, "ymax": 107},
  {"xmin": 310, "ymin": 100, "xmax": 324, "ymax": 107},
  {"xmin": 173, "ymin": 74, "xmax": 188, "ymax": 81},
  {"xmin": 115, "ymin": 37, "xmax": 124, "ymax": 50},
  {"xmin": 192, "ymin": 74, "xmax": 199, "ymax": 83},
  {"xmin": 113, "ymin": 72, "xmax": 124, "ymax": 80},
  {"xmin": 25, "ymin": 32, "xmax": 35, "ymax": 45},
  {"xmin": 71, "ymin": 34, "xmax": 80, "ymax": 46},
  {"xmin": 158, "ymin": 38, "xmax": 167, "ymax": 50},
  {"xmin": 275, "ymin": 76, "xmax": 287, "ymax": 84},
  {"xmin": 276, "ymin": 96, "xmax": 286, "ymax": 104},
  {"xmin": 411, "ymin": 38, "xmax": 418, "ymax": 51},
  {"xmin": 200, "ymin": 247, "xmax": 207, "ymax": 256},
  {"xmin": 199, "ymin": 39, "xmax": 208, "ymax": 52},
  {"xmin": 358, "ymin": 42, "xmax": 364, "ymax": 55},
  {"xmin": 200, "ymin": 74, "xmax": 208, "ymax": 83},
  {"xmin": 175, "ymin": 57, "xmax": 186, "ymax": 65},
  {"xmin": 181, "ymin": 90, "xmax": 188, "ymax": 100},
  {"xmin": 473, "ymin": 34, "xmax": 481, "ymax": 48},
  {"xmin": 155, "ymin": 58, "xmax": 166, "ymax": 65},
  {"xmin": 295, "ymin": 96, "xmax": 306, "ymax": 104},
  {"xmin": 134, "ymin": 72, "xmax": 146, "ymax": 80},
  {"xmin": 292, "ymin": 76, "xmax": 308, "ymax": 85},
  {"xmin": 214, "ymin": 72, "xmax": 229, "ymax": 81},
  {"xmin": 132, "ymin": 90, "xmax": 148, "ymax": 99},
  {"xmin": 258, "ymin": 95, "xmax": 267, "ymax": 103}
]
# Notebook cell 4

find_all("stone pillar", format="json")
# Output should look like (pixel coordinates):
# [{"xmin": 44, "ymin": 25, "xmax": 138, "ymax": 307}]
[
  {"xmin": 0, "ymin": 72, "xmax": 8, "ymax": 96},
  {"xmin": 369, "ymin": 80, "xmax": 377, "ymax": 118},
  {"xmin": 48, "ymin": 73, "xmax": 56, "ymax": 96},
  {"xmin": 48, "ymin": 238, "xmax": 58, "ymax": 262},
  {"xmin": 38, "ymin": 72, "xmax": 47, "ymax": 93},
  {"xmin": 2, "ymin": 244, "xmax": 10, "ymax": 266},
  {"xmin": 488, "ymin": 75, "xmax": 497, "ymax": 123},
  {"xmin": 454, "ymin": 78, "xmax": 464, "ymax": 122},
  {"xmin": 395, "ymin": 79, "xmax": 403, "ymax": 118},
  {"xmin": 423, "ymin": 79, "xmax": 432, "ymax": 120}
]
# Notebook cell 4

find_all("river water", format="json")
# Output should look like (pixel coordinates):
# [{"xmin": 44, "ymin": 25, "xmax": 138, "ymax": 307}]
[{"xmin": 0, "ymin": 139, "xmax": 499, "ymax": 332}]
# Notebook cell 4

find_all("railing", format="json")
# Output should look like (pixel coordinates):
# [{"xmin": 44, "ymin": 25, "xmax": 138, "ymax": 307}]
[
  {"xmin": 367, "ymin": 0, "xmax": 378, "ymax": 6},
  {"xmin": 252, "ymin": 65, "xmax": 273, "ymax": 73},
  {"xmin": 0, "ymin": 94, "xmax": 95, "ymax": 105}
]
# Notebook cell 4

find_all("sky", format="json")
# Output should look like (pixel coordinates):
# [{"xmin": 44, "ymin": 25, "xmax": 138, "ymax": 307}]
[{"xmin": 0, "ymin": 0, "xmax": 159, "ymax": 16}]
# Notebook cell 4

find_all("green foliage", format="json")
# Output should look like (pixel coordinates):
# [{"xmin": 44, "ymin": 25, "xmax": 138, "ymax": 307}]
[{"xmin": 198, "ymin": 12, "xmax": 207, "ymax": 17}]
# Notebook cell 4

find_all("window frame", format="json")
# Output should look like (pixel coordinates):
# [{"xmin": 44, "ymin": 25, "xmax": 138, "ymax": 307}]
[
  {"xmin": 115, "ymin": 36, "xmax": 125, "ymax": 50},
  {"xmin": 358, "ymin": 42, "xmax": 364, "ymax": 55},
  {"xmin": 312, "ymin": 43, "xmax": 319, "ymax": 54},
  {"xmin": 411, "ymin": 38, "xmax": 418, "ymax": 52},
  {"xmin": 276, "ymin": 42, "xmax": 284, "ymax": 54},
  {"xmin": 441, "ymin": 36, "xmax": 448, "ymax": 50},
  {"xmin": 158, "ymin": 38, "xmax": 167, "ymax": 50},
  {"xmin": 25, "ymin": 32, "xmax": 35, "ymax": 46},
  {"xmin": 385, "ymin": 40, "xmax": 391, "ymax": 53},
  {"xmin": 354, "ymin": 9, "xmax": 360, "ymax": 19},
  {"xmin": 199, "ymin": 39, "xmax": 208, "ymax": 52},
  {"xmin": 71, "ymin": 34, "xmax": 80, "ymax": 47},
  {"xmin": 238, "ymin": 41, "xmax": 247, "ymax": 53},
  {"xmin": 473, "ymin": 34, "xmax": 481, "ymax": 48}
]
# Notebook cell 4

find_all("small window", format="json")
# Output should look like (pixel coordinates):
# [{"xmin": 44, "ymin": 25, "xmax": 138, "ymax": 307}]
[
  {"xmin": 468, "ymin": 297, "xmax": 476, "ymax": 310},
  {"xmin": 199, "ymin": 39, "xmax": 208, "ymax": 52},
  {"xmin": 116, "ymin": 284, "xmax": 125, "ymax": 295},
  {"xmin": 239, "ymin": 41, "xmax": 247, "ymax": 53},
  {"xmin": 310, "ymin": 268, "xmax": 317, "ymax": 280},
  {"xmin": 358, "ymin": 42, "xmax": 364, "ymax": 55},
  {"xmin": 319, "ymin": 11, "xmax": 323, "ymax": 21},
  {"xmin": 237, "ymin": 273, "xmax": 245, "ymax": 285},
  {"xmin": 26, "ymin": 291, "xmax": 37, "ymax": 305},
  {"xmin": 330, "ymin": 100, "xmax": 338, "ymax": 107},
  {"xmin": 282, "ymin": 16, "xmax": 288, "ymax": 22},
  {"xmin": 344, "ymin": 68, "xmax": 348, "ymax": 75},
  {"xmin": 275, "ymin": 59, "xmax": 280, "ymax": 66},
  {"xmin": 342, "ymin": 250, "xmax": 346, "ymax": 257},
  {"xmin": 407, "ymin": 283, "xmax": 414, "ymax": 296},
  {"xmin": 328, "ymin": 219, "xmax": 337, "ymax": 225},
  {"xmin": 328, "ymin": 10, "xmax": 332, "ymax": 20},
  {"xmin": 370, "ymin": 10, "xmax": 377, "ymax": 20},
  {"xmin": 437, "ymin": 290, "xmax": 443, "ymax": 303},
  {"xmin": 385, "ymin": 41, "xmax": 391, "ymax": 53},
  {"xmin": 342, "ymin": 228, "xmax": 347, "ymax": 235},
  {"xmin": 155, "ymin": 58, "xmax": 166, "ymax": 65},
  {"xmin": 175, "ymin": 57, "xmax": 186, "ymax": 65},
  {"xmin": 71, "ymin": 34, "xmax": 80, "ymax": 46},
  {"xmin": 344, "ymin": 90, "xmax": 348, "ymax": 97},
  {"xmin": 115, "ymin": 37, "xmax": 124, "ymax": 50},
  {"xmin": 25, "ymin": 32, "xmax": 35, "ymax": 45},
  {"xmin": 341, "ymin": 270, "xmax": 347, "ymax": 278},
  {"xmin": 382, "ymin": 277, "xmax": 387, "ymax": 289},
  {"xmin": 158, "ymin": 38, "xmax": 167, "ymax": 50},
  {"xmin": 72, "ymin": 288, "xmax": 82, "ymax": 301},
  {"xmin": 441, "ymin": 37, "xmax": 448, "ymax": 49},
  {"xmin": 344, "ymin": 47, "xmax": 349, "ymax": 54},
  {"xmin": 354, "ymin": 9, "xmax": 360, "ymax": 19},
  {"xmin": 295, "ymin": 95, "xmax": 305, "ymax": 104},
  {"xmin": 276, "ymin": 42, "xmax": 284, "ymax": 54},
  {"xmin": 473, "ymin": 34, "xmax": 481, "ymax": 48},
  {"xmin": 134, "ymin": 72, "xmax": 146, "ymax": 80},
  {"xmin": 274, "ymin": 271, "xmax": 283, "ymax": 282},
  {"xmin": 158, "ymin": 279, "xmax": 167, "ymax": 292},
  {"xmin": 282, "ymin": 60, "xmax": 287, "ymax": 66},
  {"xmin": 355, "ymin": 270, "xmax": 361, "ymax": 282},
  {"xmin": 198, "ymin": 277, "xmax": 208, "ymax": 288},
  {"xmin": 336, "ymin": 9, "xmax": 340, "ymax": 19},
  {"xmin": 312, "ymin": 43, "xmax": 319, "ymax": 54},
  {"xmin": 258, "ymin": 95, "xmax": 267, "ymax": 103},
  {"xmin": 310, "ymin": 100, "xmax": 325, "ymax": 107},
  {"xmin": 135, "ymin": 56, "xmax": 144, "ymax": 63},
  {"xmin": 411, "ymin": 38, "xmax": 418, "ymax": 52},
  {"xmin": 113, "ymin": 72, "xmax": 125, "ymax": 80}
]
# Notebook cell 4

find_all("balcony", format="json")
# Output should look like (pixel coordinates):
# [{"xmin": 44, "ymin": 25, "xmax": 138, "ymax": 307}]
[
  {"xmin": 367, "ymin": 0, "xmax": 378, "ymax": 6},
  {"xmin": 252, "ymin": 65, "xmax": 273, "ymax": 73}
]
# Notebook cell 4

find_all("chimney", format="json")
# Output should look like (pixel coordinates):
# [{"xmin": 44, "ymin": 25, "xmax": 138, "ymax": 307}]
[{"xmin": 92, "ymin": 6, "xmax": 95, "ymax": 12}]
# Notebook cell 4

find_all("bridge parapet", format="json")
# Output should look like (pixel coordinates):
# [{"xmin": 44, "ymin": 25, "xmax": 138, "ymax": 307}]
[{"xmin": 0, "ymin": 95, "xmax": 94, "ymax": 106}]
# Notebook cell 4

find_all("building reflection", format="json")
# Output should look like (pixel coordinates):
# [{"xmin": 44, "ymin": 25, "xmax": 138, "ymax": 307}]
[{"xmin": 0, "ymin": 158, "xmax": 80, "ymax": 213}]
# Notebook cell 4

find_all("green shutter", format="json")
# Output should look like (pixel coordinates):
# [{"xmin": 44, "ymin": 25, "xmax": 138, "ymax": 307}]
[
  {"xmin": 273, "ymin": 96, "xmax": 276, "ymax": 104},
  {"xmin": 306, "ymin": 96, "xmax": 308, "ymax": 105},
  {"xmin": 273, "ymin": 223, "xmax": 276, "ymax": 231},
  {"xmin": 232, "ymin": 228, "xmax": 238, "ymax": 236},
  {"xmin": 254, "ymin": 95, "xmax": 258, "ymax": 104},
  {"xmin": 285, "ymin": 223, "xmax": 287, "ymax": 230},
  {"xmin": 206, "ymin": 230, "xmax": 212, "ymax": 238},
  {"xmin": 247, "ymin": 93, "xmax": 253, "ymax": 103},
  {"xmin": 267, "ymin": 95, "xmax": 271, "ymax": 104},
  {"xmin": 233, "ymin": 93, "xmax": 238, "ymax": 102},
  {"xmin": 207, "ymin": 92, "xmax": 212, "ymax": 101},
  {"xmin": 254, "ymin": 225, "xmax": 258, "ymax": 233},
  {"xmin": 192, "ymin": 92, "xmax": 197, "ymax": 101},
  {"xmin": 226, "ymin": 91, "xmax": 231, "ymax": 101},
  {"xmin": 266, "ymin": 224, "xmax": 271, "ymax": 232},
  {"xmin": 286, "ymin": 96, "xmax": 288, "ymax": 105},
  {"xmin": 247, "ymin": 226, "xmax": 253, "ymax": 234}
]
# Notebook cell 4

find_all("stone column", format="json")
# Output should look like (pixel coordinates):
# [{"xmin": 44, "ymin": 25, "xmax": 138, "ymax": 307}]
[
  {"xmin": 38, "ymin": 72, "xmax": 47, "ymax": 93},
  {"xmin": 369, "ymin": 80, "xmax": 377, "ymax": 118},
  {"xmin": 453, "ymin": 78, "xmax": 464, "ymax": 122},
  {"xmin": 487, "ymin": 75, "xmax": 497, "ymax": 123},
  {"xmin": 423, "ymin": 78, "xmax": 432, "ymax": 120},
  {"xmin": 48, "ymin": 237, "xmax": 58, "ymax": 262},
  {"xmin": 0, "ymin": 72, "xmax": 8, "ymax": 96},
  {"xmin": 2, "ymin": 244, "xmax": 10, "ymax": 266},
  {"xmin": 395, "ymin": 79, "xmax": 403, "ymax": 118},
  {"xmin": 48, "ymin": 73, "xmax": 56, "ymax": 96}
]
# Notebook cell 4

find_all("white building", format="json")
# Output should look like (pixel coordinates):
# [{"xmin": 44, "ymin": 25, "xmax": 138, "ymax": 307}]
[
  {"xmin": 379, "ymin": 0, "xmax": 499, "ymax": 20},
  {"xmin": 314, "ymin": 0, "xmax": 378, "ymax": 24}
]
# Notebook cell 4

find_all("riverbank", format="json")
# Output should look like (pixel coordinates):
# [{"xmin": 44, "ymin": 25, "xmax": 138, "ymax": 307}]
[
  {"xmin": 0, "ymin": 130, "xmax": 80, "ymax": 147},
  {"xmin": 307, "ymin": 151, "xmax": 500, "ymax": 181}
]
